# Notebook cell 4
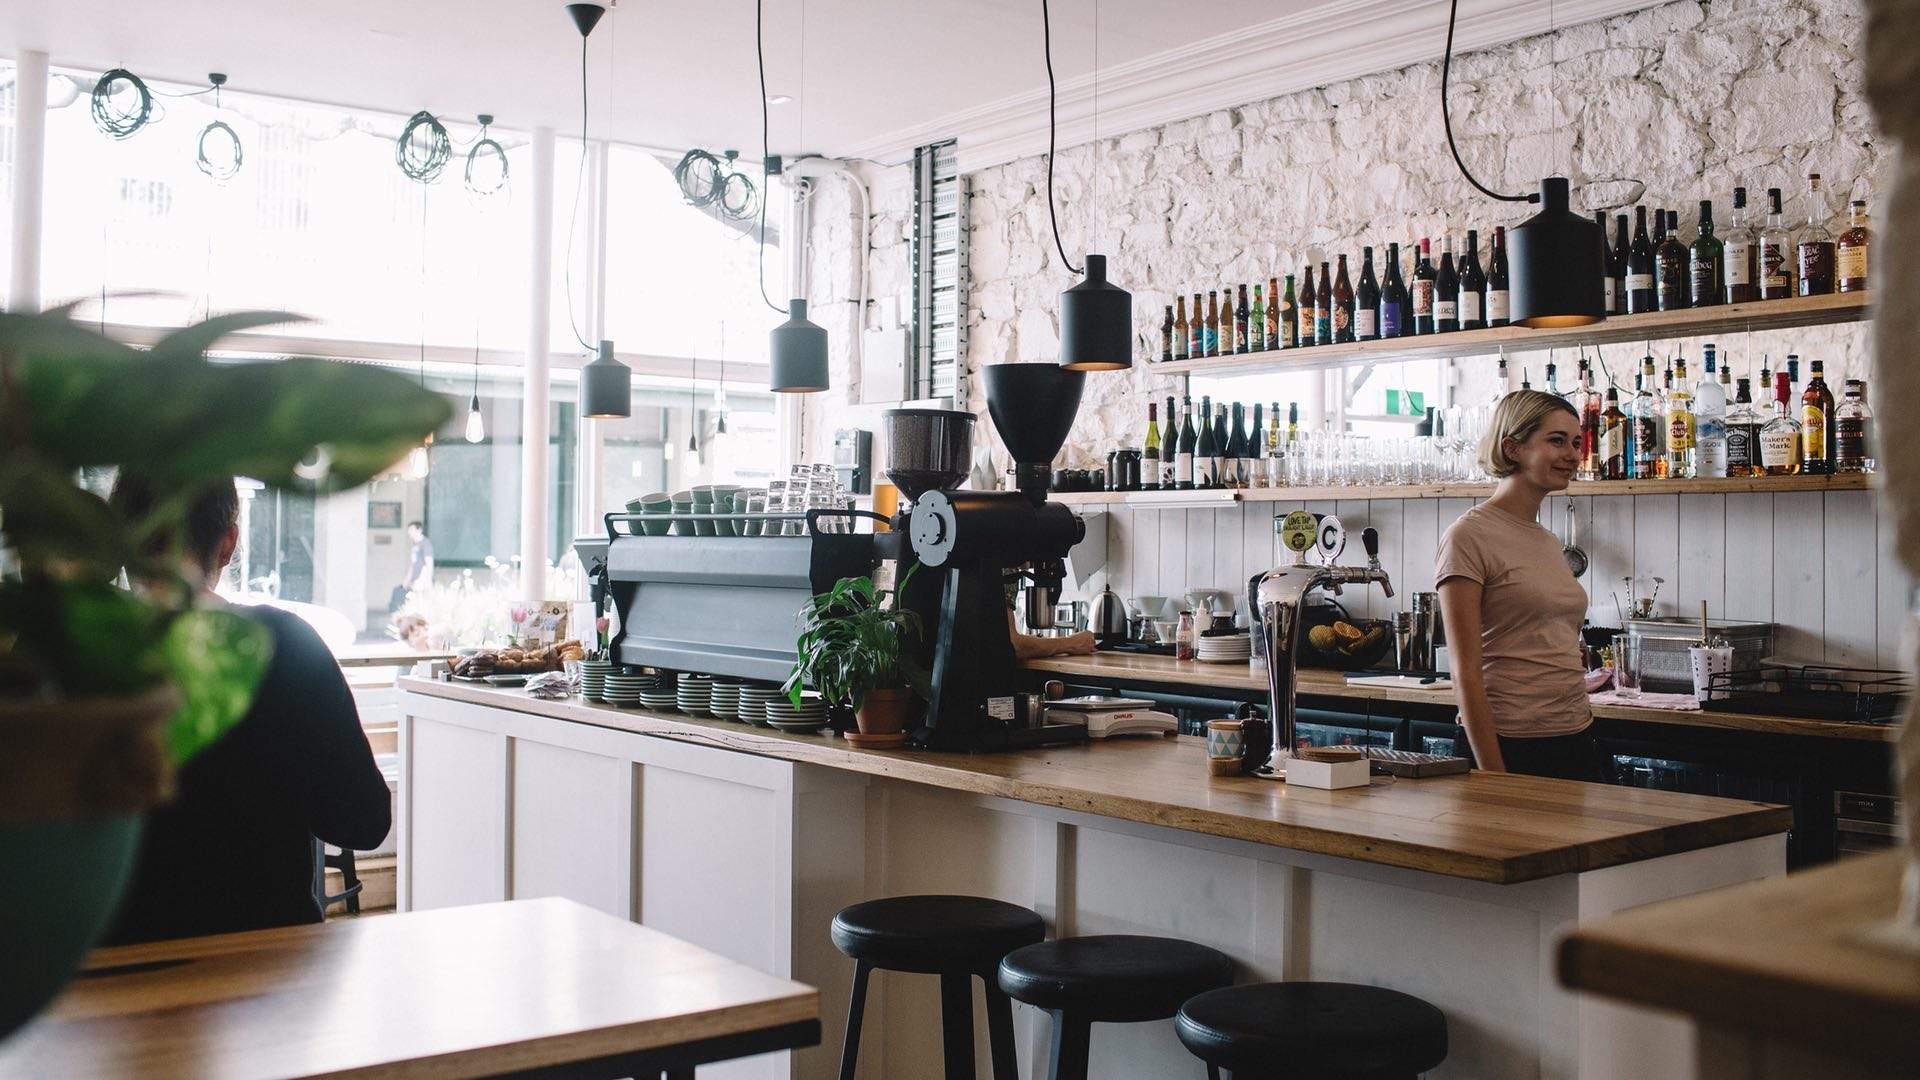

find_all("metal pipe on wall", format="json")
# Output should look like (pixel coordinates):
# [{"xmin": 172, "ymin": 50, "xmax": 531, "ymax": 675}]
[
  {"xmin": 520, "ymin": 125, "xmax": 556, "ymax": 602},
  {"xmin": 8, "ymin": 50, "xmax": 49, "ymax": 312}
]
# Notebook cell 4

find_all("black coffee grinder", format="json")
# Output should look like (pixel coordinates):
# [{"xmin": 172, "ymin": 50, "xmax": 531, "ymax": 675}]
[{"xmin": 883, "ymin": 364, "xmax": 1090, "ymax": 752}]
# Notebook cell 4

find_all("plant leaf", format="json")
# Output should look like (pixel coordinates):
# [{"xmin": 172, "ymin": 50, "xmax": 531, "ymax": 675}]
[
  {"xmin": 162, "ymin": 608, "xmax": 273, "ymax": 764},
  {"xmin": 146, "ymin": 311, "xmax": 305, "ymax": 364}
]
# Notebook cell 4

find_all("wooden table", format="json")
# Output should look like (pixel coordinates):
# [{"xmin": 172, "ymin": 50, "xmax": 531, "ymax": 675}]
[{"xmin": 0, "ymin": 897, "xmax": 819, "ymax": 1079}]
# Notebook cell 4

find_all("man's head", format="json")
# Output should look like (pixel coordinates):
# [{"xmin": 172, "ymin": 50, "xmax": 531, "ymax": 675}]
[
  {"xmin": 406, "ymin": 521, "xmax": 424, "ymax": 540},
  {"xmin": 108, "ymin": 473, "xmax": 241, "ymax": 588}
]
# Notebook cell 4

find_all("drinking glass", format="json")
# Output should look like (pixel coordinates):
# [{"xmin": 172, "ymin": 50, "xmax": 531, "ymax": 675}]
[{"xmin": 1612, "ymin": 633, "xmax": 1641, "ymax": 698}]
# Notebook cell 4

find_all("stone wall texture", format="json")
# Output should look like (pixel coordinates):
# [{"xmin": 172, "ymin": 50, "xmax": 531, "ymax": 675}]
[{"xmin": 802, "ymin": 0, "xmax": 1877, "ymax": 476}]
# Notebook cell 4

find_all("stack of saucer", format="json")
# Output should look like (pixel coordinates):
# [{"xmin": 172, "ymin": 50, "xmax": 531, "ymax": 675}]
[
  {"xmin": 765, "ymin": 692, "xmax": 829, "ymax": 733},
  {"xmin": 578, "ymin": 658, "xmax": 613, "ymax": 701},
  {"xmin": 638, "ymin": 676, "xmax": 678, "ymax": 712},
  {"xmin": 676, "ymin": 674, "xmax": 715, "ymax": 717},
  {"xmin": 708, "ymin": 680, "xmax": 741, "ymax": 721},
  {"xmin": 736, "ymin": 686, "xmax": 782, "ymax": 728},
  {"xmin": 602, "ymin": 671, "xmax": 651, "ymax": 707},
  {"xmin": 1195, "ymin": 632, "xmax": 1253, "ymax": 664}
]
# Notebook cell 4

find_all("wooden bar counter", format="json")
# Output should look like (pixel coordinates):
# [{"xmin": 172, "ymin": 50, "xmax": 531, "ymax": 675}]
[{"xmin": 395, "ymin": 677, "xmax": 1789, "ymax": 1079}]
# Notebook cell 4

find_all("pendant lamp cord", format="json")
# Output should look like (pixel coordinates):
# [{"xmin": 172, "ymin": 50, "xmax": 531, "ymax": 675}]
[
  {"xmin": 563, "ymin": 34, "xmax": 596, "ymax": 351},
  {"xmin": 755, "ymin": 0, "xmax": 789, "ymax": 315},
  {"xmin": 1442, "ymin": 0, "xmax": 1532, "ymax": 204},
  {"xmin": 1041, "ymin": 0, "xmax": 1084, "ymax": 275}
]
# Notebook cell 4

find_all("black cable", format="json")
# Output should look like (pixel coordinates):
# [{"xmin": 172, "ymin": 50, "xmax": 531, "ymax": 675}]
[
  {"xmin": 1040, "ymin": 0, "xmax": 1083, "ymax": 275},
  {"xmin": 1442, "ymin": 0, "xmax": 1531, "ymax": 204},
  {"xmin": 675, "ymin": 148, "xmax": 724, "ymax": 207},
  {"xmin": 91, "ymin": 69, "xmax": 153, "ymax": 139},
  {"xmin": 396, "ymin": 111, "xmax": 452, "ymax": 182},
  {"xmin": 562, "ymin": 34, "xmax": 594, "ymax": 351},
  {"xmin": 464, "ymin": 115, "xmax": 510, "ymax": 197},
  {"xmin": 754, "ymin": 0, "xmax": 787, "ymax": 315},
  {"xmin": 195, "ymin": 80, "xmax": 242, "ymax": 181}
]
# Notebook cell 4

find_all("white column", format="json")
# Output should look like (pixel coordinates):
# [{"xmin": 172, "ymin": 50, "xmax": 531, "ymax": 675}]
[
  {"xmin": 520, "ymin": 126, "xmax": 556, "ymax": 602},
  {"xmin": 8, "ymin": 50, "xmax": 49, "ymax": 312}
]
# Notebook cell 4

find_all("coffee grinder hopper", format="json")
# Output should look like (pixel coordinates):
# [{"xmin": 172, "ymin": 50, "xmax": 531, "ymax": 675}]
[{"xmin": 985, "ymin": 364, "xmax": 1085, "ymax": 495}]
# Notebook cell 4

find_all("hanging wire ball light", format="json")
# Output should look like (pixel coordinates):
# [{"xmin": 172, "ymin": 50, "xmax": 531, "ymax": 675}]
[
  {"xmin": 91, "ymin": 68, "xmax": 154, "ymax": 139},
  {"xmin": 195, "ymin": 73, "xmax": 243, "ymax": 181},
  {"xmin": 396, "ymin": 110, "xmax": 452, "ymax": 183},
  {"xmin": 463, "ymin": 113, "xmax": 510, "ymax": 199}
]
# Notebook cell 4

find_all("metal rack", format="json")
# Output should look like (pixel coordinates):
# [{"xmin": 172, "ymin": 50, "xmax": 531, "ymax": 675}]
[{"xmin": 1704, "ymin": 663, "xmax": 1911, "ymax": 725}]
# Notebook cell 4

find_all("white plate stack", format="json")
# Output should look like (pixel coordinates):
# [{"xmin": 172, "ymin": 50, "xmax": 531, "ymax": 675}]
[
  {"xmin": 1195, "ymin": 633, "xmax": 1253, "ymax": 664},
  {"xmin": 736, "ymin": 686, "xmax": 782, "ymax": 727},
  {"xmin": 601, "ymin": 671, "xmax": 651, "ymax": 707},
  {"xmin": 638, "ymin": 675, "xmax": 678, "ymax": 712},
  {"xmin": 708, "ymin": 680, "xmax": 741, "ymax": 721},
  {"xmin": 578, "ymin": 658, "xmax": 613, "ymax": 701},
  {"xmin": 765, "ymin": 693, "xmax": 829, "ymax": 732},
  {"xmin": 676, "ymin": 674, "xmax": 715, "ymax": 717}
]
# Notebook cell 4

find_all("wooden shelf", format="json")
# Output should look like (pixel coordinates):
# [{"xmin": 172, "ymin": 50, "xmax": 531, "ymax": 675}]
[
  {"xmin": 1152, "ymin": 291, "xmax": 1870, "ymax": 377},
  {"xmin": 1050, "ymin": 472, "xmax": 1871, "ymax": 506}
]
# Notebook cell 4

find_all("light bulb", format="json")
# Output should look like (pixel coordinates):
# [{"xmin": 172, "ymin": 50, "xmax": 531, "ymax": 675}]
[
  {"xmin": 464, "ymin": 393, "xmax": 485, "ymax": 443},
  {"xmin": 409, "ymin": 444, "xmax": 432, "ymax": 479}
]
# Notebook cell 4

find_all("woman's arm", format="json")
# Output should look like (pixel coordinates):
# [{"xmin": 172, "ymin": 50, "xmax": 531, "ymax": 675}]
[{"xmin": 1438, "ymin": 578, "xmax": 1505, "ymax": 773}]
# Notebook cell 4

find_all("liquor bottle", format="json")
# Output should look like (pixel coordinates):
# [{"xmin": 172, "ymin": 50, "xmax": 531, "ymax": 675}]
[
  {"xmin": 1689, "ymin": 200, "xmax": 1723, "ymax": 307},
  {"xmin": 1189, "ymin": 293, "xmax": 1205, "ymax": 358},
  {"xmin": 1287, "ymin": 401, "xmax": 1300, "ymax": 448},
  {"xmin": 1838, "ymin": 200, "xmax": 1870, "ymax": 292},
  {"xmin": 1176, "ymin": 397, "xmax": 1197, "ymax": 488},
  {"xmin": 1249, "ymin": 402, "xmax": 1267, "ymax": 487},
  {"xmin": 1595, "ymin": 211, "xmax": 1617, "ymax": 316},
  {"xmin": 1297, "ymin": 266, "xmax": 1316, "ymax": 348},
  {"xmin": 1331, "ymin": 255, "xmax": 1356, "ymax": 344},
  {"xmin": 1250, "ymin": 285, "xmax": 1267, "ymax": 352},
  {"xmin": 1725, "ymin": 187, "xmax": 1758, "ymax": 303},
  {"xmin": 1760, "ymin": 188, "xmax": 1793, "ymax": 299},
  {"xmin": 1161, "ymin": 305, "xmax": 1175, "ymax": 363},
  {"xmin": 1601, "ymin": 388, "xmax": 1629, "ymax": 480},
  {"xmin": 1725, "ymin": 378, "xmax": 1759, "ymax": 477},
  {"xmin": 1667, "ymin": 357, "xmax": 1696, "ymax": 479},
  {"xmin": 1796, "ymin": 173, "xmax": 1835, "ymax": 295},
  {"xmin": 1220, "ymin": 286, "xmax": 1236, "ymax": 355},
  {"xmin": 1142, "ymin": 402, "xmax": 1161, "ymax": 490},
  {"xmin": 1195, "ymin": 395, "xmax": 1217, "ymax": 487},
  {"xmin": 1266, "ymin": 404, "xmax": 1285, "ymax": 487},
  {"xmin": 1173, "ymin": 297, "xmax": 1190, "ymax": 361},
  {"xmin": 1205, "ymin": 290, "xmax": 1221, "ymax": 357},
  {"xmin": 1486, "ymin": 226, "xmax": 1511, "ymax": 327},
  {"xmin": 1802, "ymin": 359, "xmax": 1835, "ymax": 474},
  {"xmin": 1234, "ymin": 284, "xmax": 1251, "ymax": 354},
  {"xmin": 1787, "ymin": 354, "xmax": 1801, "ymax": 399},
  {"xmin": 1315, "ymin": 261, "xmax": 1334, "ymax": 346},
  {"xmin": 1280, "ymin": 274, "xmax": 1299, "ymax": 349},
  {"xmin": 1610, "ymin": 214, "xmax": 1631, "ymax": 315},
  {"xmin": 1575, "ymin": 360, "xmax": 1599, "ymax": 479},
  {"xmin": 1656, "ymin": 210, "xmax": 1689, "ymax": 311},
  {"xmin": 1759, "ymin": 372, "xmax": 1803, "ymax": 476},
  {"xmin": 1496, "ymin": 355, "xmax": 1510, "ymax": 392},
  {"xmin": 1356, "ymin": 247, "xmax": 1381, "ymax": 340},
  {"xmin": 1266, "ymin": 277, "xmax": 1281, "ymax": 349},
  {"xmin": 1654, "ymin": 360, "xmax": 1675, "ymax": 478},
  {"xmin": 1631, "ymin": 359, "xmax": 1659, "ymax": 480},
  {"xmin": 1162, "ymin": 395, "xmax": 1180, "ymax": 488},
  {"xmin": 1834, "ymin": 379, "xmax": 1873, "ymax": 473},
  {"xmin": 1627, "ymin": 206, "xmax": 1657, "ymax": 313},
  {"xmin": 1694, "ymin": 344, "xmax": 1728, "ymax": 479},
  {"xmin": 1456, "ymin": 230, "xmax": 1486, "ymax": 330},
  {"xmin": 1379, "ymin": 242, "xmax": 1407, "ymax": 339},
  {"xmin": 1435, "ymin": 236, "xmax": 1460, "ymax": 332},
  {"xmin": 1411, "ymin": 239, "xmax": 1437, "ymax": 334},
  {"xmin": 1544, "ymin": 362, "xmax": 1562, "ymax": 397}
]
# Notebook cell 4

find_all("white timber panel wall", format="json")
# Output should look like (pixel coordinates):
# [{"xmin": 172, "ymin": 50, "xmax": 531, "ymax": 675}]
[{"xmin": 1095, "ymin": 491, "xmax": 1909, "ymax": 667}]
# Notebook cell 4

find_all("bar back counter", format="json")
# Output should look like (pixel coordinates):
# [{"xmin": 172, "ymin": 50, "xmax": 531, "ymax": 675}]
[{"xmin": 396, "ymin": 677, "xmax": 1788, "ymax": 1080}]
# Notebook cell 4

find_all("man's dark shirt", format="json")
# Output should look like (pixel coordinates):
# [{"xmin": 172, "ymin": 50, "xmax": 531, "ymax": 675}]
[{"xmin": 106, "ymin": 605, "xmax": 392, "ymax": 945}]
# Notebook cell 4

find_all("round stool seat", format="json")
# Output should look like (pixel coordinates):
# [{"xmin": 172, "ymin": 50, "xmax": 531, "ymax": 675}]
[
  {"xmin": 1176, "ymin": 982, "xmax": 1447, "ymax": 1077},
  {"xmin": 831, "ymin": 895, "xmax": 1045, "ymax": 975},
  {"xmin": 998, "ymin": 935, "xmax": 1234, "ymax": 1023}
]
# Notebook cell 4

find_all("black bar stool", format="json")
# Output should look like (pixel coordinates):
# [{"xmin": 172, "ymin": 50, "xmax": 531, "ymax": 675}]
[
  {"xmin": 997, "ymin": 934, "xmax": 1235, "ymax": 1080},
  {"xmin": 831, "ymin": 895, "xmax": 1045, "ymax": 1080},
  {"xmin": 1175, "ymin": 982, "xmax": 1448, "ymax": 1079}
]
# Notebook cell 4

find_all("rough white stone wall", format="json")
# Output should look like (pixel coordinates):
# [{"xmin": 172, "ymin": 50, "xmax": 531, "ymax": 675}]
[{"xmin": 802, "ymin": 0, "xmax": 1878, "ymax": 475}]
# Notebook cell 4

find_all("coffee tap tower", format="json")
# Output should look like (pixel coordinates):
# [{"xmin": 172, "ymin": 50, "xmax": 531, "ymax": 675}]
[{"xmin": 884, "ymin": 364, "xmax": 1090, "ymax": 751}]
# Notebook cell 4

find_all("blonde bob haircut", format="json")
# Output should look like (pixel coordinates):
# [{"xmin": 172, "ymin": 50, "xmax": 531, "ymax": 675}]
[{"xmin": 1478, "ymin": 389, "xmax": 1580, "ymax": 478}]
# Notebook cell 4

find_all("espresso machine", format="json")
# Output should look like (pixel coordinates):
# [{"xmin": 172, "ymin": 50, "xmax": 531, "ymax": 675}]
[{"xmin": 884, "ymin": 364, "xmax": 1091, "ymax": 752}]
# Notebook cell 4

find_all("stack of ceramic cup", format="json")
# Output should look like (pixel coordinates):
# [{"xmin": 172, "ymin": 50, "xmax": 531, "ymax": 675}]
[
  {"xmin": 737, "ymin": 685, "xmax": 781, "ymax": 728},
  {"xmin": 708, "ymin": 679, "xmax": 741, "ymax": 720},
  {"xmin": 638, "ymin": 675, "xmax": 678, "ymax": 712},
  {"xmin": 765, "ymin": 692, "xmax": 829, "ymax": 733},
  {"xmin": 578, "ymin": 657, "xmax": 614, "ymax": 701},
  {"xmin": 676, "ymin": 674, "xmax": 714, "ymax": 716},
  {"xmin": 602, "ymin": 670, "xmax": 651, "ymax": 708}
]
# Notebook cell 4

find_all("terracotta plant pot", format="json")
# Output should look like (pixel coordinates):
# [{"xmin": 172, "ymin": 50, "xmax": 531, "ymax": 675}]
[
  {"xmin": 0, "ymin": 686, "xmax": 179, "ymax": 1039},
  {"xmin": 846, "ymin": 687, "xmax": 913, "ymax": 749}
]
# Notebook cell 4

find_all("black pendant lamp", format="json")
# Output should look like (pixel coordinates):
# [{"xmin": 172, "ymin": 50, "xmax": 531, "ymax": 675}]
[
  {"xmin": 1439, "ymin": 0, "xmax": 1604, "ymax": 329},
  {"xmin": 1041, "ymin": 0, "xmax": 1132, "ymax": 372},
  {"xmin": 581, "ymin": 339, "xmax": 632, "ymax": 419},
  {"xmin": 770, "ymin": 299, "xmax": 828, "ymax": 393}
]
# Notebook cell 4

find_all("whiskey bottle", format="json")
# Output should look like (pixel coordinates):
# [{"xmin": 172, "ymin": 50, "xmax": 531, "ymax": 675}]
[
  {"xmin": 1838, "ymin": 200, "xmax": 1870, "ymax": 293},
  {"xmin": 1234, "ymin": 284, "xmax": 1251, "ymax": 354},
  {"xmin": 1724, "ymin": 378, "xmax": 1760, "ymax": 477},
  {"xmin": 1758, "ymin": 373, "xmax": 1803, "ymax": 476},
  {"xmin": 1601, "ymin": 389, "xmax": 1629, "ymax": 480},
  {"xmin": 1796, "ymin": 173, "xmax": 1836, "ymax": 295},
  {"xmin": 1332, "ymin": 255, "xmax": 1356, "ymax": 344},
  {"xmin": 1486, "ymin": 226, "xmax": 1511, "ymax": 326},
  {"xmin": 1801, "ymin": 359, "xmax": 1836, "ymax": 475},
  {"xmin": 1725, "ymin": 187, "xmax": 1759, "ymax": 303},
  {"xmin": 1656, "ymin": 210, "xmax": 1690, "ymax": 311},
  {"xmin": 1250, "ymin": 285, "xmax": 1266, "ymax": 352},
  {"xmin": 1627, "ymin": 206, "xmax": 1657, "ymax": 314},
  {"xmin": 1161, "ymin": 305, "xmax": 1175, "ymax": 363},
  {"xmin": 1666, "ymin": 357, "xmax": 1696, "ymax": 479},
  {"xmin": 1759, "ymin": 188, "xmax": 1794, "ymax": 299},
  {"xmin": 1834, "ymin": 379, "xmax": 1873, "ymax": 473},
  {"xmin": 1173, "ymin": 296, "xmax": 1190, "ymax": 361},
  {"xmin": 1689, "ymin": 200, "xmax": 1723, "ymax": 307},
  {"xmin": 1297, "ymin": 266, "xmax": 1316, "ymax": 348}
]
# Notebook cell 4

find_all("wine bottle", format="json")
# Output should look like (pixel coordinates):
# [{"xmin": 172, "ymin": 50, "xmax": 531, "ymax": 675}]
[
  {"xmin": 1142, "ymin": 401, "xmax": 1161, "ymax": 490},
  {"xmin": 1160, "ymin": 305, "xmax": 1174, "ymax": 363},
  {"xmin": 1378, "ymin": 242, "xmax": 1406, "ymax": 339},
  {"xmin": 1162, "ymin": 395, "xmax": 1181, "ymax": 488},
  {"xmin": 1315, "ymin": 261, "xmax": 1334, "ymax": 346},
  {"xmin": 1228, "ymin": 402, "xmax": 1249, "ymax": 488},
  {"xmin": 1656, "ymin": 209, "xmax": 1689, "ymax": 311},
  {"xmin": 1459, "ymin": 230, "xmax": 1486, "ymax": 330},
  {"xmin": 1610, "ymin": 214, "xmax": 1630, "ymax": 315},
  {"xmin": 1195, "ymin": 394, "xmax": 1216, "ymax": 487},
  {"xmin": 1689, "ymin": 199, "xmax": 1723, "ymax": 307},
  {"xmin": 1411, "ymin": 238, "xmax": 1437, "ymax": 335},
  {"xmin": 1212, "ymin": 403, "xmax": 1230, "ymax": 487},
  {"xmin": 1296, "ymin": 266, "xmax": 1316, "ymax": 348},
  {"xmin": 1486, "ymin": 227, "xmax": 1510, "ymax": 326},
  {"xmin": 1435, "ymin": 235, "xmax": 1460, "ymax": 332},
  {"xmin": 1332, "ymin": 255, "xmax": 1356, "ymax": 344},
  {"xmin": 1627, "ymin": 206, "xmax": 1656, "ymax": 313},
  {"xmin": 1249, "ymin": 402, "xmax": 1266, "ymax": 488},
  {"xmin": 1356, "ymin": 247, "xmax": 1380, "ymax": 341},
  {"xmin": 1176, "ymin": 397, "xmax": 1197, "ymax": 489}
]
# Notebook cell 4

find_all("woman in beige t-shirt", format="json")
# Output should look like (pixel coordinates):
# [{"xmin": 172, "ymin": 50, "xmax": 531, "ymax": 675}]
[{"xmin": 1435, "ymin": 390, "xmax": 1605, "ymax": 781}]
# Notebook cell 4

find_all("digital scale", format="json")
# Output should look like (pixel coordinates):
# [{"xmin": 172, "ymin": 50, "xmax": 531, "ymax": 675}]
[{"xmin": 1044, "ymin": 696, "xmax": 1179, "ymax": 739}]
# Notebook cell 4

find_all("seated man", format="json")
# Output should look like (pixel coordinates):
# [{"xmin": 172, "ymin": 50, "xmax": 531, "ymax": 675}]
[{"xmin": 105, "ymin": 475, "xmax": 391, "ymax": 945}]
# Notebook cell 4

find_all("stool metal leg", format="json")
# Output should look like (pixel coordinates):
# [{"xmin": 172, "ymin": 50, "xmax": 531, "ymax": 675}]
[
  {"xmin": 838, "ymin": 960, "xmax": 871, "ymax": 1080},
  {"xmin": 1045, "ymin": 1010, "xmax": 1092, "ymax": 1080},
  {"xmin": 937, "ymin": 972, "xmax": 977, "ymax": 1080},
  {"xmin": 981, "ymin": 976, "xmax": 1019, "ymax": 1080}
]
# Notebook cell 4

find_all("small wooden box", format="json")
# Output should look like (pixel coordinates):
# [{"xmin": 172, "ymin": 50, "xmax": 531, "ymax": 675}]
[{"xmin": 1285, "ymin": 755, "xmax": 1371, "ymax": 790}]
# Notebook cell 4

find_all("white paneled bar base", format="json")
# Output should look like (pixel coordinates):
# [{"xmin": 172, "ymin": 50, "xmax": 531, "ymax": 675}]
[{"xmin": 398, "ymin": 681, "xmax": 1784, "ymax": 1080}]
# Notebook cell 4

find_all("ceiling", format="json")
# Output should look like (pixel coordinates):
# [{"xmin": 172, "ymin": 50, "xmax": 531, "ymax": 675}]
[{"xmin": 3, "ymin": 0, "xmax": 1311, "ymax": 160}]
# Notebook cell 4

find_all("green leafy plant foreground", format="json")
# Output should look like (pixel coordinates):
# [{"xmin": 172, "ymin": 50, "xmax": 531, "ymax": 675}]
[
  {"xmin": 784, "ymin": 568, "xmax": 925, "ymax": 711},
  {"xmin": 0, "ymin": 308, "xmax": 450, "ymax": 763}
]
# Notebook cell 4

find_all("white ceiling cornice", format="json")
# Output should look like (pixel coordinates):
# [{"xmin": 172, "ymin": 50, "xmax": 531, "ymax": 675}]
[{"xmin": 841, "ymin": 0, "xmax": 1661, "ymax": 175}]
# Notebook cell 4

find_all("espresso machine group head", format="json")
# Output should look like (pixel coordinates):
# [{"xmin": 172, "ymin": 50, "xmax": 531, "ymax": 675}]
[{"xmin": 887, "ymin": 364, "xmax": 1089, "ymax": 751}]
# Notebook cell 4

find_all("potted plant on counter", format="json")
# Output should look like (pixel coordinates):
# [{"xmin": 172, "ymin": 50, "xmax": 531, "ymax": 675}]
[
  {"xmin": 785, "ymin": 569, "xmax": 923, "ymax": 749},
  {"xmin": 0, "ymin": 307, "xmax": 449, "ymax": 1038}
]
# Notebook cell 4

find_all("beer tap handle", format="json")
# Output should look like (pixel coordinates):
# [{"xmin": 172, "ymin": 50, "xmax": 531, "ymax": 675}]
[{"xmin": 1361, "ymin": 527, "xmax": 1380, "ymax": 566}]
